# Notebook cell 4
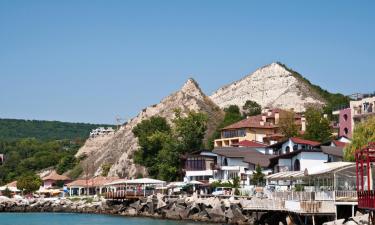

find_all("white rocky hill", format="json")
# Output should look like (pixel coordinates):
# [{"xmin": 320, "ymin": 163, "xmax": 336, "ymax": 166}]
[
  {"xmin": 210, "ymin": 62, "xmax": 326, "ymax": 112},
  {"xmin": 76, "ymin": 79, "xmax": 223, "ymax": 178}
]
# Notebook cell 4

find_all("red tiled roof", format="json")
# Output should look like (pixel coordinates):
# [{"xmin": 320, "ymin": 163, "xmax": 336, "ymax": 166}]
[
  {"xmin": 238, "ymin": 140, "xmax": 268, "ymax": 148},
  {"xmin": 332, "ymin": 140, "xmax": 347, "ymax": 148},
  {"xmin": 222, "ymin": 115, "xmax": 277, "ymax": 130},
  {"xmin": 290, "ymin": 137, "xmax": 320, "ymax": 146},
  {"xmin": 222, "ymin": 108, "xmax": 301, "ymax": 130},
  {"xmin": 66, "ymin": 176, "xmax": 120, "ymax": 187},
  {"xmin": 42, "ymin": 171, "xmax": 70, "ymax": 181}
]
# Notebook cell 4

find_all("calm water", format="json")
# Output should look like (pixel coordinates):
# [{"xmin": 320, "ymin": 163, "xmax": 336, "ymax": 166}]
[{"xmin": 0, "ymin": 213, "xmax": 214, "ymax": 225}]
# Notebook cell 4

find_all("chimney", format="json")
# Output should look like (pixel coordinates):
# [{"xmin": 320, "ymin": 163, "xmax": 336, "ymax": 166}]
[
  {"xmin": 275, "ymin": 112, "xmax": 280, "ymax": 125},
  {"xmin": 301, "ymin": 117, "xmax": 306, "ymax": 132}
]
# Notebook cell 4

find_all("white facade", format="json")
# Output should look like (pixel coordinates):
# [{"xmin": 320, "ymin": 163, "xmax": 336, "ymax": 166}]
[
  {"xmin": 90, "ymin": 127, "xmax": 115, "ymax": 138},
  {"xmin": 275, "ymin": 151, "xmax": 329, "ymax": 173}
]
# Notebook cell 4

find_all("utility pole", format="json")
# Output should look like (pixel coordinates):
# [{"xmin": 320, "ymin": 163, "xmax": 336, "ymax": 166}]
[{"xmin": 115, "ymin": 115, "xmax": 125, "ymax": 131}]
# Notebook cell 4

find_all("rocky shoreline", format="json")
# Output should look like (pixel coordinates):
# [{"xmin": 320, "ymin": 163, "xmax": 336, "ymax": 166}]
[{"xmin": 0, "ymin": 194, "xmax": 288, "ymax": 225}]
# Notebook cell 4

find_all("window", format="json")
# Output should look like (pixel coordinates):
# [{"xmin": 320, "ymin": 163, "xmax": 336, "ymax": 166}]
[
  {"xmin": 223, "ymin": 129, "xmax": 246, "ymax": 138},
  {"xmin": 286, "ymin": 146, "xmax": 290, "ymax": 154},
  {"xmin": 293, "ymin": 159, "xmax": 300, "ymax": 171},
  {"xmin": 344, "ymin": 128, "xmax": 349, "ymax": 135},
  {"xmin": 293, "ymin": 145, "xmax": 298, "ymax": 151},
  {"xmin": 343, "ymin": 114, "xmax": 348, "ymax": 121}
]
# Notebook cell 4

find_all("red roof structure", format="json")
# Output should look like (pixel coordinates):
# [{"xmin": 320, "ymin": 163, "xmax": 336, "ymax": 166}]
[
  {"xmin": 238, "ymin": 140, "xmax": 268, "ymax": 148},
  {"xmin": 290, "ymin": 137, "xmax": 320, "ymax": 146},
  {"xmin": 42, "ymin": 171, "xmax": 70, "ymax": 181},
  {"xmin": 66, "ymin": 176, "xmax": 120, "ymax": 188},
  {"xmin": 332, "ymin": 140, "xmax": 348, "ymax": 148}
]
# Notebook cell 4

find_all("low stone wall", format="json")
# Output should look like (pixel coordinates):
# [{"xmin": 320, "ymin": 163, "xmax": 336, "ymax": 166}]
[{"xmin": 0, "ymin": 194, "xmax": 289, "ymax": 225}]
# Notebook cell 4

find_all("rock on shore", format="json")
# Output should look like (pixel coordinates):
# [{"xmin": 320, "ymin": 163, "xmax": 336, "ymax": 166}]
[{"xmin": 0, "ymin": 194, "xmax": 261, "ymax": 225}]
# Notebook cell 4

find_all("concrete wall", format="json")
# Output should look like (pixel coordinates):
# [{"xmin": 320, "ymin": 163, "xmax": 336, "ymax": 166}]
[{"xmin": 298, "ymin": 152, "xmax": 328, "ymax": 171}]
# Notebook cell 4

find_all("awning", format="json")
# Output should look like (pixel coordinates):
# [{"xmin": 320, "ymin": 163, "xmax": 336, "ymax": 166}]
[
  {"xmin": 266, "ymin": 171, "xmax": 305, "ymax": 181},
  {"xmin": 105, "ymin": 178, "xmax": 166, "ymax": 186}
]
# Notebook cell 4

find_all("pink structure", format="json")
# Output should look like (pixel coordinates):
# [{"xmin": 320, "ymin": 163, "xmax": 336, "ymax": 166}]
[{"xmin": 338, "ymin": 108, "xmax": 352, "ymax": 138}]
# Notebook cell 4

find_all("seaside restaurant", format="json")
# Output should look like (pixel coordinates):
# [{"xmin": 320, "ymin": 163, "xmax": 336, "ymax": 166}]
[
  {"xmin": 266, "ymin": 162, "xmax": 358, "ymax": 219},
  {"xmin": 105, "ymin": 178, "xmax": 166, "ymax": 198}
]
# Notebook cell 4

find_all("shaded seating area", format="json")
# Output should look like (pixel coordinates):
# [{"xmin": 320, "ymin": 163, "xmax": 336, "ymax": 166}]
[
  {"xmin": 66, "ymin": 176, "xmax": 119, "ymax": 196},
  {"xmin": 105, "ymin": 178, "xmax": 166, "ymax": 199},
  {"xmin": 266, "ymin": 162, "xmax": 357, "ymax": 202}
]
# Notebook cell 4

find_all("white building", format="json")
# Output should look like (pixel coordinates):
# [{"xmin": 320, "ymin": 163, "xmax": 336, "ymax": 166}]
[
  {"xmin": 182, "ymin": 151, "xmax": 217, "ymax": 182},
  {"xmin": 89, "ymin": 127, "xmax": 115, "ymax": 138},
  {"xmin": 268, "ymin": 137, "xmax": 345, "ymax": 173},
  {"xmin": 212, "ymin": 147, "xmax": 272, "ymax": 187}
]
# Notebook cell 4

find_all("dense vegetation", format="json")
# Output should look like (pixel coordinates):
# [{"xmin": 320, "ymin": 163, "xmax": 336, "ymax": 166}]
[
  {"xmin": 133, "ymin": 110, "xmax": 208, "ymax": 181},
  {"xmin": 0, "ymin": 118, "xmax": 113, "ymax": 141},
  {"xmin": 0, "ymin": 138, "xmax": 84, "ymax": 185},
  {"xmin": 279, "ymin": 110, "xmax": 299, "ymax": 138},
  {"xmin": 303, "ymin": 107, "xmax": 332, "ymax": 142},
  {"xmin": 279, "ymin": 63, "xmax": 351, "ymax": 114},
  {"xmin": 344, "ymin": 116, "xmax": 375, "ymax": 161}
]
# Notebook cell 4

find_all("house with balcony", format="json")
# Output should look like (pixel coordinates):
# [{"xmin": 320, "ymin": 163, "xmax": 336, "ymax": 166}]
[
  {"xmin": 268, "ymin": 137, "xmax": 347, "ymax": 174},
  {"xmin": 181, "ymin": 151, "xmax": 217, "ymax": 182},
  {"xmin": 214, "ymin": 108, "xmax": 305, "ymax": 147},
  {"xmin": 334, "ymin": 95, "xmax": 375, "ymax": 138},
  {"xmin": 212, "ymin": 147, "xmax": 272, "ymax": 187}
]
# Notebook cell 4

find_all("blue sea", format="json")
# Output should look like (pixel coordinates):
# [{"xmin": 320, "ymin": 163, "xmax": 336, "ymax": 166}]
[{"xmin": 0, "ymin": 213, "xmax": 213, "ymax": 225}]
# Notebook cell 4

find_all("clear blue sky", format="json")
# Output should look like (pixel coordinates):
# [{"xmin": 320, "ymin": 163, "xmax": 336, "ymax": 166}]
[{"xmin": 1, "ymin": 0, "xmax": 374, "ymax": 124}]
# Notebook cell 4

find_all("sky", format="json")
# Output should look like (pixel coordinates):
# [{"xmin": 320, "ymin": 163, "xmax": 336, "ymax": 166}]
[{"xmin": 0, "ymin": 0, "xmax": 374, "ymax": 124}]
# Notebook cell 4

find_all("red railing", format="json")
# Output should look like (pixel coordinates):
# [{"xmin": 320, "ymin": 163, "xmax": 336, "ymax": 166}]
[{"xmin": 355, "ymin": 142, "xmax": 375, "ymax": 210}]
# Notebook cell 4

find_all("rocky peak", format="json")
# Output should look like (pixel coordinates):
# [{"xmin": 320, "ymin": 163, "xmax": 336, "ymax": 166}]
[
  {"xmin": 210, "ymin": 62, "xmax": 326, "ymax": 112},
  {"xmin": 76, "ymin": 78, "xmax": 223, "ymax": 179},
  {"xmin": 180, "ymin": 78, "xmax": 205, "ymax": 99}
]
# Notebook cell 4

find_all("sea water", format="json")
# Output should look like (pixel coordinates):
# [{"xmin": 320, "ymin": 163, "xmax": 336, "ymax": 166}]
[{"xmin": 0, "ymin": 213, "xmax": 214, "ymax": 225}]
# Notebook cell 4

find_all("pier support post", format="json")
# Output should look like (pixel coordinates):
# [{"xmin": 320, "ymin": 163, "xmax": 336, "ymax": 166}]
[{"xmin": 312, "ymin": 215, "xmax": 315, "ymax": 225}]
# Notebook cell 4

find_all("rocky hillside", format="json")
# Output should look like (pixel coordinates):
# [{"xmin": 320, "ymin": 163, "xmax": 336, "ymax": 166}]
[
  {"xmin": 76, "ymin": 79, "xmax": 224, "ymax": 178},
  {"xmin": 210, "ymin": 62, "xmax": 327, "ymax": 112}
]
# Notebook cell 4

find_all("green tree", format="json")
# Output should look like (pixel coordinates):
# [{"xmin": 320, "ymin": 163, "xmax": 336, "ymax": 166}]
[
  {"xmin": 243, "ymin": 100, "xmax": 262, "ymax": 117},
  {"xmin": 17, "ymin": 173, "xmax": 42, "ymax": 194},
  {"xmin": 252, "ymin": 164, "xmax": 265, "ymax": 186},
  {"xmin": 154, "ymin": 133, "xmax": 181, "ymax": 181},
  {"xmin": 279, "ymin": 111, "xmax": 299, "ymax": 138},
  {"xmin": 232, "ymin": 175, "xmax": 241, "ymax": 195},
  {"xmin": 207, "ymin": 105, "xmax": 243, "ymax": 149},
  {"xmin": 173, "ymin": 109, "xmax": 208, "ymax": 152},
  {"xmin": 101, "ymin": 163, "xmax": 112, "ymax": 177},
  {"xmin": 304, "ymin": 107, "xmax": 332, "ymax": 142},
  {"xmin": 132, "ymin": 116, "xmax": 171, "ymax": 170},
  {"xmin": 344, "ymin": 116, "xmax": 375, "ymax": 161}
]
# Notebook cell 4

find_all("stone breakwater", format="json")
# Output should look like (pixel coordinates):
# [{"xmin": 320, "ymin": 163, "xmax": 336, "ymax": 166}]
[{"xmin": 0, "ymin": 195, "xmax": 287, "ymax": 225}]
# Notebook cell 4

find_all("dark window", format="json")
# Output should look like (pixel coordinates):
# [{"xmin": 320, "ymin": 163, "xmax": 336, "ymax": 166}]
[
  {"xmin": 344, "ymin": 128, "xmax": 349, "ymax": 135},
  {"xmin": 293, "ymin": 145, "xmax": 298, "ymax": 151},
  {"xmin": 343, "ymin": 114, "xmax": 348, "ymax": 121},
  {"xmin": 286, "ymin": 146, "xmax": 290, "ymax": 153}
]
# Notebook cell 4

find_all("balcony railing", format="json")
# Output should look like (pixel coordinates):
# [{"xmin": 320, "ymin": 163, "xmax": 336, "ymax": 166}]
[{"xmin": 271, "ymin": 191, "xmax": 357, "ymax": 202}]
